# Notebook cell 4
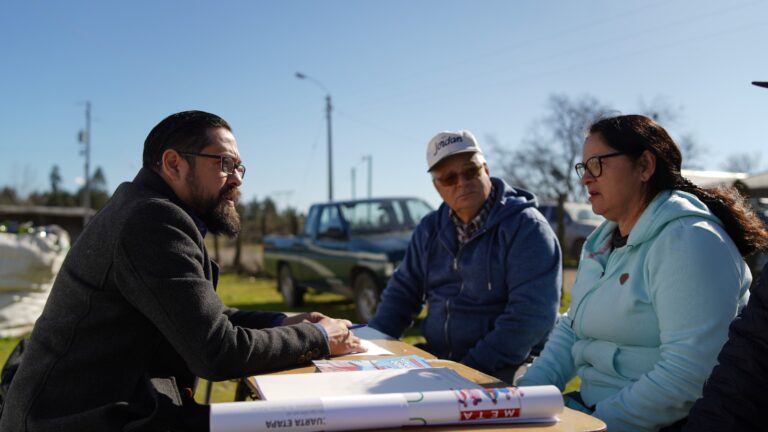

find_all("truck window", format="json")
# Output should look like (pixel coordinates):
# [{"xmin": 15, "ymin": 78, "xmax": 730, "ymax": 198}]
[
  {"xmin": 341, "ymin": 201, "xmax": 399, "ymax": 234},
  {"xmin": 304, "ymin": 205, "xmax": 320, "ymax": 237},
  {"xmin": 403, "ymin": 199, "xmax": 433, "ymax": 228},
  {"xmin": 318, "ymin": 205, "xmax": 344, "ymax": 236}
]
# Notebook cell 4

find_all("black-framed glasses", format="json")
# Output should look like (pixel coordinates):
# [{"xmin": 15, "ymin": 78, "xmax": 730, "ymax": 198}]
[
  {"xmin": 433, "ymin": 164, "xmax": 484, "ymax": 187},
  {"xmin": 180, "ymin": 152, "xmax": 246, "ymax": 179},
  {"xmin": 575, "ymin": 152, "xmax": 623, "ymax": 178}
]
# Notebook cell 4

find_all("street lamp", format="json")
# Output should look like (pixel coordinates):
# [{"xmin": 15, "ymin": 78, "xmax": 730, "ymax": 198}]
[{"xmin": 295, "ymin": 72, "xmax": 334, "ymax": 201}]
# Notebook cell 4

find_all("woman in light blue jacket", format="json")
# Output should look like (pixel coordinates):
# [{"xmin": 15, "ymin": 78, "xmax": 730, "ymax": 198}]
[{"xmin": 517, "ymin": 115, "xmax": 768, "ymax": 431}]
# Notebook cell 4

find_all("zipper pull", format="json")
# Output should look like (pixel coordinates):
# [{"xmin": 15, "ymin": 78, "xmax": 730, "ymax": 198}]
[{"xmin": 453, "ymin": 258, "xmax": 458, "ymax": 271}]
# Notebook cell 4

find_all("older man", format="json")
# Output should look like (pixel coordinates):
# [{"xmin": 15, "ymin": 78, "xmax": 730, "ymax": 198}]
[
  {"xmin": 0, "ymin": 111, "xmax": 362, "ymax": 432},
  {"xmin": 369, "ymin": 130, "xmax": 561, "ymax": 382}
]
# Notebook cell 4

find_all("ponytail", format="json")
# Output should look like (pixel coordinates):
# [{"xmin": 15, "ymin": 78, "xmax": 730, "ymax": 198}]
[{"xmin": 674, "ymin": 177, "xmax": 768, "ymax": 257}]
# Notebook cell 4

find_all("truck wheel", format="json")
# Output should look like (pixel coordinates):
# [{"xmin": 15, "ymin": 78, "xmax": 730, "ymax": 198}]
[
  {"xmin": 353, "ymin": 272, "xmax": 379, "ymax": 323},
  {"xmin": 278, "ymin": 264, "xmax": 304, "ymax": 308}
]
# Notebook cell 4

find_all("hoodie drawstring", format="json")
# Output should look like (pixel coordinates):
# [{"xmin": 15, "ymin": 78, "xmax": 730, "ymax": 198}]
[{"xmin": 487, "ymin": 228, "xmax": 497, "ymax": 291}]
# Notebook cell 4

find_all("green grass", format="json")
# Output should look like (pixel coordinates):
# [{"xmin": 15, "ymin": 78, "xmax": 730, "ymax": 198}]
[
  {"xmin": 0, "ymin": 273, "xmax": 577, "ymax": 403},
  {"xmin": 0, "ymin": 337, "xmax": 21, "ymax": 367}
]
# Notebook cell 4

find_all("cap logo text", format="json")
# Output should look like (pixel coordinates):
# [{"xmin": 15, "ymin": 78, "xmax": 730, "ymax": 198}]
[{"xmin": 433, "ymin": 136, "xmax": 463, "ymax": 156}]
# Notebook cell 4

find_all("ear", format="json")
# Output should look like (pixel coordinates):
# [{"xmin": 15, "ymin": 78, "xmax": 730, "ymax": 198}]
[
  {"xmin": 637, "ymin": 150, "xmax": 656, "ymax": 182},
  {"xmin": 159, "ymin": 149, "xmax": 188, "ymax": 183}
]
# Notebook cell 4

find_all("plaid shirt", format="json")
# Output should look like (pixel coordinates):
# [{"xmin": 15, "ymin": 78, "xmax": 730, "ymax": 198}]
[{"xmin": 449, "ymin": 184, "xmax": 498, "ymax": 246}]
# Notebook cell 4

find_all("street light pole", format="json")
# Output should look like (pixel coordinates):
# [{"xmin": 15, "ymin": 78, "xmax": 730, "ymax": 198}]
[{"xmin": 296, "ymin": 72, "xmax": 334, "ymax": 201}]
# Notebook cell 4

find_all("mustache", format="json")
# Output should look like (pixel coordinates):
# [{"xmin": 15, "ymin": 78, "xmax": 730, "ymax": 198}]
[{"xmin": 218, "ymin": 185, "xmax": 241, "ymax": 205}]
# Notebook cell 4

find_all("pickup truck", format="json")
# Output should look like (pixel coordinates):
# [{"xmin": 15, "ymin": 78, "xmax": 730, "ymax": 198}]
[{"xmin": 263, "ymin": 197, "xmax": 434, "ymax": 322}]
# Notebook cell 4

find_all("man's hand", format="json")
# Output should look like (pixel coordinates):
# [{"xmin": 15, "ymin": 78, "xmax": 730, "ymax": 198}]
[
  {"xmin": 318, "ymin": 317, "xmax": 367, "ymax": 356},
  {"xmin": 280, "ymin": 312, "xmax": 328, "ymax": 326}
]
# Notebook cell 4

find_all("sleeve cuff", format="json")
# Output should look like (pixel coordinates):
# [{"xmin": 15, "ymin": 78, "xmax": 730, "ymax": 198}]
[
  {"xmin": 270, "ymin": 313, "xmax": 288, "ymax": 327},
  {"xmin": 312, "ymin": 322, "xmax": 331, "ymax": 352}
]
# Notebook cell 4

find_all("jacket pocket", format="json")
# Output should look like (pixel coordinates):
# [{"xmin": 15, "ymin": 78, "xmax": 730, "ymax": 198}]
[
  {"xmin": 124, "ymin": 375, "xmax": 208, "ymax": 432},
  {"xmin": 574, "ymin": 339, "xmax": 622, "ymax": 378}
]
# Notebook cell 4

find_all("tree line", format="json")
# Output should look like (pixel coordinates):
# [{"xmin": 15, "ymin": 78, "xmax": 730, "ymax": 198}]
[{"xmin": 0, "ymin": 165, "xmax": 110, "ymax": 209}]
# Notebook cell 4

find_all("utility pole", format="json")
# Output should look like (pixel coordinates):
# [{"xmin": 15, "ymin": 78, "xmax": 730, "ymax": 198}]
[
  {"xmin": 78, "ymin": 101, "xmax": 92, "ymax": 225},
  {"xmin": 362, "ymin": 155, "xmax": 372, "ymax": 199},
  {"xmin": 351, "ymin": 167, "xmax": 356, "ymax": 199},
  {"xmin": 325, "ymin": 94, "xmax": 333, "ymax": 201}
]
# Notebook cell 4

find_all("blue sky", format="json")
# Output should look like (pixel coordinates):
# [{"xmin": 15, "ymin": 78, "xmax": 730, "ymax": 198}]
[{"xmin": 2, "ymin": 0, "xmax": 767, "ymax": 211}]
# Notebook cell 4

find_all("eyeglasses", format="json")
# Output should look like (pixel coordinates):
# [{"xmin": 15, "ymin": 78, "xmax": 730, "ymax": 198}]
[
  {"xmin": 180, "ymin": 152, "xmax": 246, "ymax": 179},
  {"xmin": 433, "ymin": 164, "xmax": 484, "ymax": 187},
  {"xmin": 575, "ymin": 152, "xmax": 623, "ymax": 178}
]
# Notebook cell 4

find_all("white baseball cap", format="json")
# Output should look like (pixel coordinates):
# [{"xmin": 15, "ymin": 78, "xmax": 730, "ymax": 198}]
[{"xmin": 426, "ymin": 130, "xmax": 482, "ymax": 172}]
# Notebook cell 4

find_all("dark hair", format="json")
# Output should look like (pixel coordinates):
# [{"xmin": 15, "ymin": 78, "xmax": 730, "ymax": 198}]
[
  {"xmin": 142, "ymin": 110, "xmax": 232, "ymax": 168},
  {"xmin": 588, "ymin": 114, "xmax": 768, "ymax": 257}
]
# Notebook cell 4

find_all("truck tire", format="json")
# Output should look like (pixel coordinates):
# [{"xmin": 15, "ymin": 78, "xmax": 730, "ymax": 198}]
[
  {"xmin": 278, "ymin": 264, "xmax": 304, "ymax": 307},
  {"xmin": 353, "ymin": 272, "xmax": 379, "ymax": 323}
]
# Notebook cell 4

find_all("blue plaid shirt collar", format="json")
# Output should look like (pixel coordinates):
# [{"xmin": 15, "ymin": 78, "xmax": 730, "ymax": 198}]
[{"xmin": 449, "ymin": 184, "xmax": 498, "ymax": 246}]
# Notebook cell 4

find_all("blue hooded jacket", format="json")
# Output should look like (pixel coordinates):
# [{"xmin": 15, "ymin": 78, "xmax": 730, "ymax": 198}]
[{"xmin": 369, "ymin": 177, "xmax": 562, "ymax": 375}]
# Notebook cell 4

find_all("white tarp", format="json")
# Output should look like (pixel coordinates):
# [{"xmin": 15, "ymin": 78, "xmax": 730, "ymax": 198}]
[{"xmin": 0, "ymin": 226, "xmax": 69, "ymax": 337}]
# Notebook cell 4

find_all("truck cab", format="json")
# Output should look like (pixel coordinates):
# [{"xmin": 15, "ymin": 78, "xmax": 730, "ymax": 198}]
[{"xmin": 263, "ymin": 197, "xmax": 433, "ymax": 322}]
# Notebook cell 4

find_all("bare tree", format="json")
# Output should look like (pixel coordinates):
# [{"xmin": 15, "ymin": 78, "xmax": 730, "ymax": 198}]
[
  {"xmin": 495, "ymin": 94, "xmax": 610, "ymax": 202},
  {"xmin": 721, "ymin": 152, "xmax": 762, "ymax": 174},
  {"xmin": 492, "ymin": 94, "xmax": 702, "ymax": 258},
  {"xmin": 493, "ymin": 94, "xmax": 610, "ymax": 254},
  {"xmin": 677, "ymin": 134, "xmax": 708, "ymax": 170},
  {"xmin": 637, "ymin": 98, "xmax": 708, "ymax": 169}
]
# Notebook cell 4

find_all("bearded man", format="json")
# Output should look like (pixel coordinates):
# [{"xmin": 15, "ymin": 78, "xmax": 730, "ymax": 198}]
[{"xmin": 0, "ymin": 111, "xmax": 363, "ymax": 432}]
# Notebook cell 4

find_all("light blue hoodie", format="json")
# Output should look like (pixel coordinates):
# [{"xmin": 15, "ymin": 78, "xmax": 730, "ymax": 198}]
[{"xmin": 518, "ymin": 190, "xmax": 751, "ymax": 432}]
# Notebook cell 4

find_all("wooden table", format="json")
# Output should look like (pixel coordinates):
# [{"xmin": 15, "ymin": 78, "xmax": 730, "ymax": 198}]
[{"xmin": 240, "ymin": 339, "xmax": 606, "ymax": 432}]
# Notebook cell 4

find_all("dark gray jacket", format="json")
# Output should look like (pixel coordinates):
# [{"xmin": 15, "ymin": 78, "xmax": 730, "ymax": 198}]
[
  {"xmin": 683, "ymin": 262, "xmax": 768, "ymax": 431},
  {"xmin": 0, "ymin": 168, "xmax": 329, "ymax": 432}
]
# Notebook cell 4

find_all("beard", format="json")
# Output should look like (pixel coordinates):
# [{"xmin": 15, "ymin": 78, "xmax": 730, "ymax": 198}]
[{"xmin": 186, "ymin": 173, "xmax": 241, "ymax": 238}]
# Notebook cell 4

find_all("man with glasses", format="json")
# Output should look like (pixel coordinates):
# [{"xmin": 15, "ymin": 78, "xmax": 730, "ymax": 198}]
[
  {"xmin": 0, "ymin": 111, "xmax": 363, "ymax": 432},
  {"xmin": 369, "ymin": 130, "xmax": 561, "ymax": 383}
]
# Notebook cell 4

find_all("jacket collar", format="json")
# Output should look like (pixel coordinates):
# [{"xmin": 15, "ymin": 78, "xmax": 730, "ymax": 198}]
[{"xmin": 133, "ymin": 167, "xmax": 209, "ymax": 237}]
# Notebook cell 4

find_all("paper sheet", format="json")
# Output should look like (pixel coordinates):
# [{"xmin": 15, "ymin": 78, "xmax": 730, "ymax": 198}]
[
  {"xmin": 253, "ymin": 368, "xmax": 482, "ymax": 401},
  {"xmin": 343, "ymin": 338, "xmax": 393, "ymax": 356}
]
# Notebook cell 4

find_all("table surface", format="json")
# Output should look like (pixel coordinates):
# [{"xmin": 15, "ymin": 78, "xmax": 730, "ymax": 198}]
[{"xmin": 244, "ymin": 338, "xmax": 606, "ymax": 432}]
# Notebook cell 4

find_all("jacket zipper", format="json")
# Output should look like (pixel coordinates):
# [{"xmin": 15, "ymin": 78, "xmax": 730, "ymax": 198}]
[
  {"xmin": 570, "ymin": 248, "xmax": 624, "ymax": 331},
  {"xmin": 442, "ymin": 227, "xmax": 487, "ymax": 360}
]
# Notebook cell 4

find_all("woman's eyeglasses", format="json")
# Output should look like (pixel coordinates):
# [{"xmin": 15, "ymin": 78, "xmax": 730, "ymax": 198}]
[
  {"xmin": 180, "ymin": 152, "xmax": 246, "ymax": 179},
  {"xmin": 574, "ymin": 152, "xmax": 623, "ymax": 178},
  {"xmin": 433, "ymin": 164, "xmax": 484, "ymax": 187}
]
